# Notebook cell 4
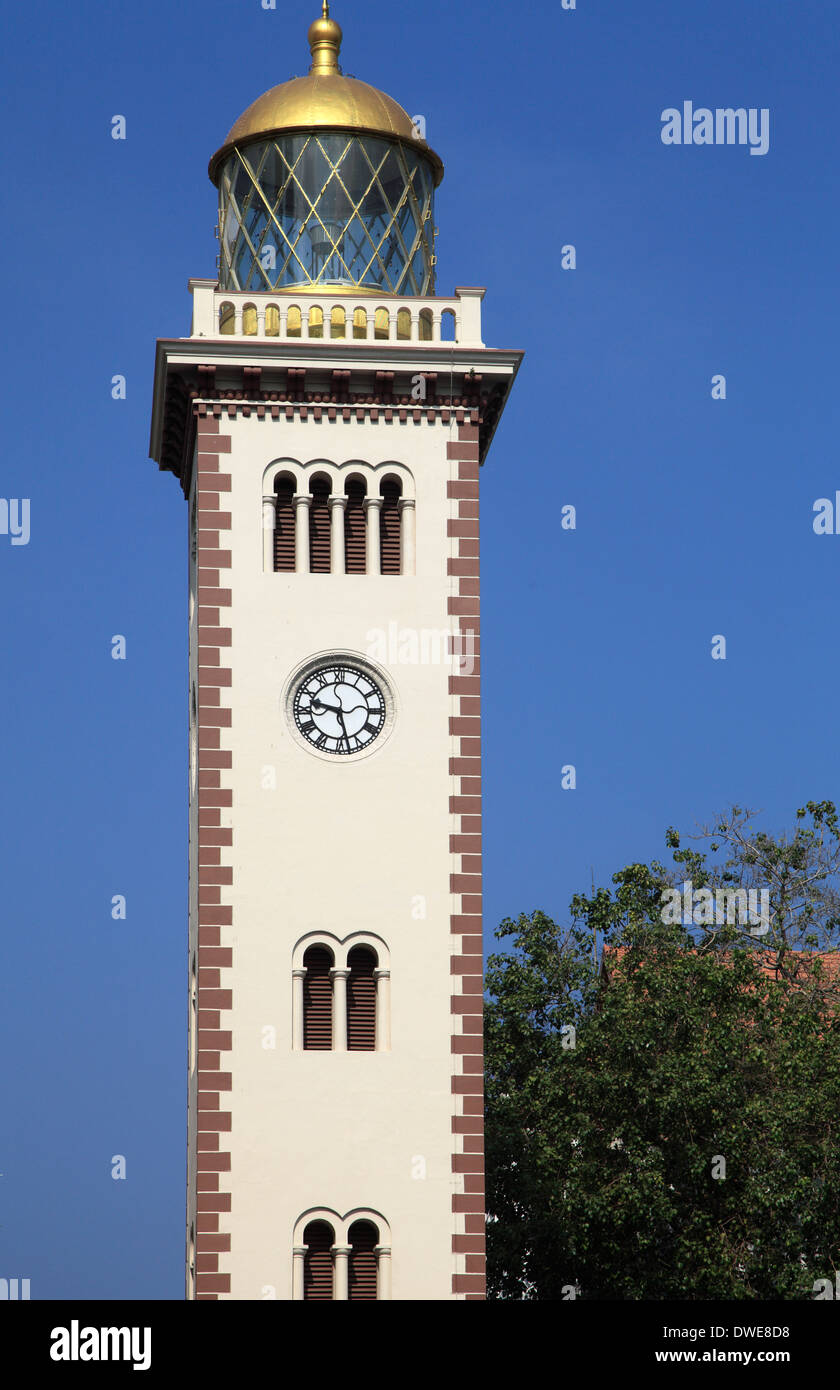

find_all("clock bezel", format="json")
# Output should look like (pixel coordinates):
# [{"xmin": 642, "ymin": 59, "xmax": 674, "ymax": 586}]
[{"xmin": 283, "ymin": 651, "xmax": 397, "ymax": 762}]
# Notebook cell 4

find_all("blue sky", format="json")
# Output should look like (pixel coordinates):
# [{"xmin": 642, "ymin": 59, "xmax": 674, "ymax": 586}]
[{"xmin": 1, "ymin": 0, "xmax": 837, "ymax": 1298}]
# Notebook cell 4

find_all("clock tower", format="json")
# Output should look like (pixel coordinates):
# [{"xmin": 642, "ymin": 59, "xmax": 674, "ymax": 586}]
[{"xmin": 149, "ymin": 3, "xmax": 521, "ymax": 1300}]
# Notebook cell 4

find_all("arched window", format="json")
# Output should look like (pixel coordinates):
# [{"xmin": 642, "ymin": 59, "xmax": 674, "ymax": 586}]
[
  {"xmin": 309, "ymin": 476, "xmax": 331, "ymax": 573},
  {"xmin": 348, "ymin": 1220, "xmax": 379, "ymax": 1301},
  {"xmin": 286, "ymin": 305, "xmax": 302, "ymax": 338},
  {"xmin": 308, "ymin": 305, "xmax": 324, "ymax": 339},
  {"xmin": 352, "ymin": 307, "xmax": 368, "ymax": 340},
  {"xmin": 344, "ymin": 477, "xmax": 367, "ymax": 574},
  {"xmin": 347, "ymin": 946, "xmax": 377, "ymax": 1051},
  {"xmin": 374, "ymin": 307, "xmax": 389, "ymax": 341},
  {"xmin": 273, "ymin": 474, "xmax": 295, "ymax": 572},
  {"xmin": 303, "ymin": 1220, "xmax": 334, "ymax": 1300},
  {"xmin": 441, "ymin": 307, "xmax": 456, "ymax": 342},
  {"xmin": 379, "ymin": 477, "xmax": 402, "ymax": 575},
  {"xmin": 219, "ymin": 301, "xmax": 235, "ymax": 334},
  {"xmin": 419, "ymin": 308, "xmax": 433, "ymax": 341},
  {"xmin": 242, "ymin": 303, "xmax": 257, "ymax": 335},
  {"xmin": 396, "ymin": 307, "xmax": 411, "ymax": 340},
  {"xmin": 303, "ymin": 945, "xmax": 333, "ymax": 1049},
  {"xmin": 265, "ymin": 303, "xmax": 279, "ymax": 337},
  {"xmin": 330, "ymin": 306, "xmax": 346, "ymax": 339}
]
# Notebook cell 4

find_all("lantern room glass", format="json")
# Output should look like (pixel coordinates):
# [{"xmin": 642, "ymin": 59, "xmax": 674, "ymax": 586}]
[{"xmin": 217, "ymin": 131, "xmax": 436, "ymax": 295}]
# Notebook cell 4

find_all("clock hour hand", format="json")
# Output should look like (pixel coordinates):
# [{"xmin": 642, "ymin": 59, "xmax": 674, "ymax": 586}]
[{"xmin": 311, "ymin": 696, "xmax": 342, "ymax": 715}]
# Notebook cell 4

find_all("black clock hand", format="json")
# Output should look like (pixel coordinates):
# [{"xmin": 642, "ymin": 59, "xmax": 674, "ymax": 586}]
[{"xmin": 312, "ymin": 697, "xmax": 342, "ymax": 714}]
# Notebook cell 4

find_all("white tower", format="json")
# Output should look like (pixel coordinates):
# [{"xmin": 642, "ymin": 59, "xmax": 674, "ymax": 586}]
[{"xmin": 149, "ymin": 3, "xmax": 521, "ymax": 1300}]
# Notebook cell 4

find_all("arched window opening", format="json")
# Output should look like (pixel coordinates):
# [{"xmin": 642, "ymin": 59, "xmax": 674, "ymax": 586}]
[
  {"xmin": 219, "ymin": 301, "xmax": 235, "ymax": 335},
  {"xmin": 273, "ymin": 474, "xmax": 295, "ymax": 572},
  {"xmin": 265, "ymin": 303, "xmax": 280, "ymax": 337},
  {"xmin": 309, "ymin": 476, "xmax": 331, "ymax": 574},
  {"xmin": 441, "ymin": 307, "xmax": 456, "ymax": 342},
  {"xmin": 344, "ymin": 477, "xmax": 367, "ymax": 574},
  {"xmin": 348, "ymin": 1220, "xmax": 379, "ymax": 1301},
  {"xmin": 303, "ymin": 945, "xmax": 333, "ymax": 1049},
  {"xmin": 242, "ymin": 303, "xmax": 257, "ymax": 335},
  {"xmin": 419, "ymin": 308, "xmax": 433, "ymax": 341},
  {"xmin": 379, "ymin": 477, "xmax": 402, "ymax": 575},
  {"xmin": 303, "ymin": 1220, "xmax": 334, "ymax": 1301},
  {"xmin": 396, "ymin": 308, "xmax": 411, "ymax": 340},
  {"xmin": 347, "ymin": 946, "xmax": 377, "ymax": 1051},
  {"xmin": 286, "ymin": 305, "xmax": 302, "ymax": 338},
  {"xmin": 309, "ymin": 305, "xmax": 324, "ymax": 339},
  {"xmin": 374, "ymin": 307, "xmax": 389, "ymax": 341},
  {"xmin": 330, "ymin": 306, "xmax": 346, "ymax": 339},
  {"xmin": 352, "ymin": 307, "xmax": 368, "ymax": 340}
]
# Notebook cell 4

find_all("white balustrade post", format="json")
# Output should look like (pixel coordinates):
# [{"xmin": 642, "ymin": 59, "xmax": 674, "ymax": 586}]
[
  {"xmin": 294, "ymin": 494, "xmax": 311, "ymax": 573},
  {"xmin": 292, "ymin": 1246, "xmax": 307, "ymax": 1301},
  {"xmin": 365, "ymin": 497, "xmax": 383, "ymax": 576},
  {"xmin": 399, "ymin": 498, "xmax": 416, "ymax": 576},
  {"xmin": 292, "ymin": 968, "xmax": 306, "ymax": 1051},
  {"xmin": 329, "ymin": 496, "xmax": 346, "ymax": 575},
  {"xmin": 331, "ymin": 968, "xmax": 349, "ymax": 1051},
  {"xmin": 262, "ymin": 494, "xmax": 276, "ymax": 573},
  {"xmin": 374, "ymin": 969, "xmax": 391, "ymax": 1051},
  {"xmin": 375, "ymin": 1246, "xmax": 392, "ymax": 1300},
  {"xmin": 333, "ymin": 1245, "xmax": 351, "ymax": 1301}
]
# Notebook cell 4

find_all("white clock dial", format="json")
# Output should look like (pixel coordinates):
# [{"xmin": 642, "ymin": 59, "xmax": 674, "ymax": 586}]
[{"xmin": 292, "ymin": 663, "xmax": 386, "ymax": 756}]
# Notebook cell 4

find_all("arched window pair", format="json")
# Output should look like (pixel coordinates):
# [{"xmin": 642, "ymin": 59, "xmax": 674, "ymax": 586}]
[
  {"xmin": 294, "ymin": 940, "xmax": 389, "ymax": 1051},
  {"xmin": 294, "ymin": 1212, "xmax": 391, "ymax": 1300},
  {"xmin": 272, "ymin": 472, "xmax": 404, "ymax": 576}
]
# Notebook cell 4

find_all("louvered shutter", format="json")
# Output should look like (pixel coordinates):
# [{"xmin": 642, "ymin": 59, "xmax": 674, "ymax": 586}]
[
  {"xmin": 348, "ymin": 1220, "xmax": 378, "ymax": 1301},
  {"xmin": 303, "ymin": 1221, "xmax": 334, "ymax": 1301},
  {"xmin": 273, "ymin": 477, "xmax": 295, "ymax": 572},
  {"xmin": 379, "ymin": 480, "xmax": 401, "ymax": 574},
  {"xmin": 309, "ymin": 479, "xmax": 331, "ymax": 573},
  {"xmin": 347, "ymin": 946, "xmax": 376, "ymax": 1051},
  {"xmin": 303, "ymin": 946, "xmax": 333, "ymax": 1050},
  {"xmin": 344, "ymin": 479, "xmax": 366, "ymax": 573}
]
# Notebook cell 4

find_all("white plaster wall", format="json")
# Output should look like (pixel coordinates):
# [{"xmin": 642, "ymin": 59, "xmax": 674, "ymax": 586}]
[{"xmin": 205, "ymin": 414, "xmax": 465, "ymax": 1299}]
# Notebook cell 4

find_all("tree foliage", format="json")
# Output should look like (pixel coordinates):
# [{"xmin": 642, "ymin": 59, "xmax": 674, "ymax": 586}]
[{"xmin": 485, "ymin": 804, "xmax": 840, "ymax": 1299}]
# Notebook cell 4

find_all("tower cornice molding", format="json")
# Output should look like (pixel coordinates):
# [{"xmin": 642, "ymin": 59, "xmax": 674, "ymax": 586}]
[{"xmin": 150, "ymin": 340, "xmax": 522, "ymax": 492}]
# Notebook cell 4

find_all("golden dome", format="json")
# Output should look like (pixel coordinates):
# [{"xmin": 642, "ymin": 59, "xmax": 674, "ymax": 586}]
[{"xmin": 208, "ymin": 2, "xmax": 443, "ymax": 185}]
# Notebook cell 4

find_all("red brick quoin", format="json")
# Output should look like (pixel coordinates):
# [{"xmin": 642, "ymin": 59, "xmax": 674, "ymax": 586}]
[
  {"xmin": 194, "ymin": 413, "xmax": 233, "ymax": 1299},
  {"xmin": 447, "ymin": 422, "xmax": 485, "ymax": 1300}
]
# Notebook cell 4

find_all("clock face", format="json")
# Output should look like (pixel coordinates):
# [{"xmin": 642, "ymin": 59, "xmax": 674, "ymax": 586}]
[{"xmin": 292, "ymin": 663, "xmax": 387, "ymax": 756}]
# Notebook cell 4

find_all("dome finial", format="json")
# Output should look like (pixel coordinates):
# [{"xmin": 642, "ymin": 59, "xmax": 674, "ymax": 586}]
[{"xmin": 308, "ymin": 2, "xmax": 342, "ymax": 75}]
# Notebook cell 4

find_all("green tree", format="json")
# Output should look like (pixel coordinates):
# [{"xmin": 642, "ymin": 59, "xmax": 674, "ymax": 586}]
[{"xmin": 485, "ymin": 804, "xmax": 840, "ymax": 1299}]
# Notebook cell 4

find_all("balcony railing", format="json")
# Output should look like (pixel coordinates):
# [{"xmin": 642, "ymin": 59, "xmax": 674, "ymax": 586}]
[{"xmin": 188, "ymin": 282, "xmax": 485, "ymax": 349}]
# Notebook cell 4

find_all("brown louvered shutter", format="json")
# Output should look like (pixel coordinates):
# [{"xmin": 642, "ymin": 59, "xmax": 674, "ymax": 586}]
[
  {"xmin": 309, "ymin": 478, "xmax": 331, "ymax": 573},
  {"xmin": 347, "ymin": 946, "xmax": 376, "ymax": 1051},
  {"xmin": 380, "ymin": 480, "xmax": 401, "ymax": 574},
  {"xmin": 348, "ymin": 1220, "xmax": 378, "ymax": 1301},
  {"xmin": 303, "ymin": 1221, "xmax": 334, "ymax": 1301},
  {"xmin": 273, "ymin": 477, "xmax": 295, "ymax": 572},
  {"xmin": 303, "ymin": 946, "xmax": 333, "ymax": 1050},
  {"xmin": 344, "ymin": 479, "xmax": 367, "ymax": 573}
]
